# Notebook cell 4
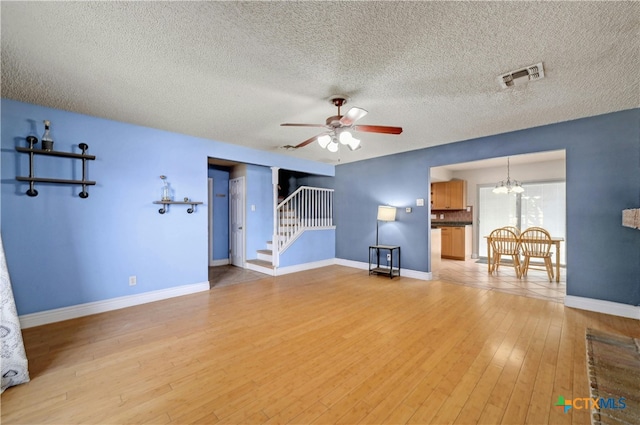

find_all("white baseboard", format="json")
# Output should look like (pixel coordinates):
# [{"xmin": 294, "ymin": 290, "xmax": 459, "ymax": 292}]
[
  {"xmin": 564, "ymin": 295, "xmax": 640, "ymax": 320},
  {"xmin": 19, "ymin": 281, "xmax": 211, "ymax": 329},
  {"xmin": 209, "ymin": 258, "xmax": 230, "ymax": 267},
  {"xmin": 276, "ymin": 259, "xmax": 336, "ymax": 276}
]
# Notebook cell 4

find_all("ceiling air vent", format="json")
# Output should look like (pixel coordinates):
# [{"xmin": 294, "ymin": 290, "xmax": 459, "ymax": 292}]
[{"xmin": 499, "ymin": 62, "xmax": 545, "ymax": 88}]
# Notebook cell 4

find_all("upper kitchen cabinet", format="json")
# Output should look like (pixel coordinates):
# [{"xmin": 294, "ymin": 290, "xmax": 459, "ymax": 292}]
[{"xmin": 431, "ymin": 180, "xmax": 467, "ymax": 210}]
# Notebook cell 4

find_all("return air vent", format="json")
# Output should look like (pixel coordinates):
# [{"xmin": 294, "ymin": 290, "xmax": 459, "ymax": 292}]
[{"xmin": 499, "ymin": 62, "xmax": 545, "ymax": 88}]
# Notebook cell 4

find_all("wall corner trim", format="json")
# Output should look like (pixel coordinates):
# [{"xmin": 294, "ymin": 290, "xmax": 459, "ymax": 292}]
[
  {"xmin": 18, "ymin": 281, "xmax": 210, "ymax": 329},
  {"xmin": 564, "ymin": 295, "xmax": 640, "ymax": 320}
]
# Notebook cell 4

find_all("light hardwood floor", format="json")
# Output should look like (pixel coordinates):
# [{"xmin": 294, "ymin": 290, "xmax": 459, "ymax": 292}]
[
  {"xmin": 434, "ymin": 258, "xmax": 566, "ymax": 304},
  {"xmin": 2, "ymin": 264, "xmax": 637, "ymax": 424}
]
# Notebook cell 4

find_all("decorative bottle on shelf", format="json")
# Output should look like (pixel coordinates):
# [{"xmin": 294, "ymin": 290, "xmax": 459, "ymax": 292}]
[
  {"xmin": 160, "ymin": 175, "xmax": 171, "ymax": 201},
  {"xmin": 41, "ymin": 120, "xmax": 54, "ymax": 151}
]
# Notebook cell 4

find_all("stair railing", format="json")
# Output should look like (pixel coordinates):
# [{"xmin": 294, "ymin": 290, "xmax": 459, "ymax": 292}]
[{"xmin": 274, "ymin": 186, "xmax": 334, "ymax": 260}]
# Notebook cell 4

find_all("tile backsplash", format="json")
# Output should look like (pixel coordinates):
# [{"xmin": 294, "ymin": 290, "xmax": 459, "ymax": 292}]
[{"xmin": 431, "ymin": 206, "xmax": 473, "ymax": 223}]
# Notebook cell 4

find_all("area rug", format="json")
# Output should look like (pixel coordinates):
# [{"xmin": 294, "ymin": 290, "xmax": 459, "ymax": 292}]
[{"xmin": 586, "ymin": 328, "xmax": 640, "ymax": 425}]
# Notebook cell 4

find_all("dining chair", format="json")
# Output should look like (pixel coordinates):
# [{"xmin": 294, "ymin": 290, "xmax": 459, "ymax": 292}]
[
  {"xmin": 502, "ymin": 226, "xmax": 521, "ymax": 236},
  {"xmin": 519, "ymin": 227, "xmax": 554, "ymax": 282},
  {"xmin": 489, "ymin": 228, "xmax": 522, "ymax": 278}
]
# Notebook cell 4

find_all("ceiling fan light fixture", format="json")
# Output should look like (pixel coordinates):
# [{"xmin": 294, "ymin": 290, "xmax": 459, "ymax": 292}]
[
  {"xmin": 338, "ymin": 129, "xmax": 353, "ymax": 145},
  {"xmin": 347, "ymin": 137, "xmax": 361, "ymax": 151},
  {"xmin": 281, "ymin": 96, "xmax": 402, "ymax": 151},
  {"xmin": 317, "ymin": 134, "xmax": 331, "ymax": 148}
]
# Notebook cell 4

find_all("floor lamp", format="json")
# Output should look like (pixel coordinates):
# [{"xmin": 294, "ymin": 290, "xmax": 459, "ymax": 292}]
[{"xmin": 376, "ymin": 205, "xmax": 397, "ymax": 245}]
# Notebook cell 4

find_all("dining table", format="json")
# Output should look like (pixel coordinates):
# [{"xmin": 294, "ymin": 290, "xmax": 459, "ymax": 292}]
[{"xmin": 484, "ymin": 234, "xmax": 564, "ymax": 282}]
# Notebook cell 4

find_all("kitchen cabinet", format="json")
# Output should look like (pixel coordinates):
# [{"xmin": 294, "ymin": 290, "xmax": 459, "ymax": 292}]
[
  {"xmin": 431, "ymin": 228, "xmax": 442, "ymax": 271},
  {"xmin": 440, "ymin": 225, "xmax": 472, "ymax": 260},
  {"xmin": 451, "ymin": 227, "xmax": 465, "ymax": 258},
  {"xmin": 441, "ymin": 227, "xmax": 453, "ymax": 258},
  {"xmin": 431, "ymin": 180, "xmax": 467, "ymax": 210}
]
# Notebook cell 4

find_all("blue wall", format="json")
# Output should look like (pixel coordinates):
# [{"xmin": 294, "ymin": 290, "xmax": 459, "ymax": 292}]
[
  {"xmin": 3, "ymin": 98, "xmax": 638, "ymax": 314},
  {"xmin": 1, "ymin": 99, "xmax": 333, "ymax": 315},
  {"xmin": 279, "ymin": 229, "xmax": 335, "ymax": 267},
  {"xmin": 246, "ymin": 164, "xmax": 274, "ymax": 257},
  {"xmin": 335, "ymin": 109, "xmax": 640, "ymax": 306}
]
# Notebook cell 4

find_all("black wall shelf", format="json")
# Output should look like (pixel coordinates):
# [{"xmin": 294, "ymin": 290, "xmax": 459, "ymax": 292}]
[
  {"xmin": 15, "ymin": 147, "xmax": 96, "ymax": 160},
  {"xmin": 16, "ymin": 136, "xmax": 96, "ymax": 198}
]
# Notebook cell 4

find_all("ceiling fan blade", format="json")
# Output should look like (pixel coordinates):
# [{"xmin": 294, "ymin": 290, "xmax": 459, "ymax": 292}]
[
  {"xmin": 295, "ymin": 132, "xmax": 329, "ymax": 148},
  {"xmin": 339, "ymin": 107, "xmax": 368, "ymax": 126},
  {"xmin": 281, "ymin": 123, "xmax": 327, "ymax": 128},
  {"xmin": 353, "ymin": 125, "xmax": 403, "ymax": 135}
]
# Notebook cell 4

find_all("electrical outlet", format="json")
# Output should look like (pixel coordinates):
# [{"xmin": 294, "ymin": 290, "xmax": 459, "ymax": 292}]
[
  {"xmin": 129, "ymin": 275, "xmax": 137, "ymax": 286},
  {"xmin": 387, "ymin": 254, "xmax": 391, "ymax": 261}
]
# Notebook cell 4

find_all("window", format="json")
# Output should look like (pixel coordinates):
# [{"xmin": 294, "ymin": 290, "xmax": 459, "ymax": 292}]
[{"xmin": 479, "ymin": 181, "xmax": 566, "ymax": 264}]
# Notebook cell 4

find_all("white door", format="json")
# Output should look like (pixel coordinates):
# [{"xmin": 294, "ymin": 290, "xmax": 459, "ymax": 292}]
[
  {"xmin": 208, "ymin": 178, "xmax": 214, "ymax": 266},
  {"xmin": 229, "ymin": 177, "xmax": 245, "ymax": 267}
]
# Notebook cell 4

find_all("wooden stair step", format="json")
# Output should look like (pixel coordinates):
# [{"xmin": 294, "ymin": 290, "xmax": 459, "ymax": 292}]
[{"xmin": 246, "ymin": 259, "xmax": 275, "ymax": 269}]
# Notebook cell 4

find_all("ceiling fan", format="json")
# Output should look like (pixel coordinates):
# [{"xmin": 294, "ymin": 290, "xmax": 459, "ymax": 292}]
[{"xmin": 281, "ymin": 96, "xmax": 403, "ymax": 152}]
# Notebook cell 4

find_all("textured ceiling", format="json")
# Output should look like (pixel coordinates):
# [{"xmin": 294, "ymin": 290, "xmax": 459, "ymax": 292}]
[{"xmin": 1, "ymin": 2, "xmax": 638, "ymax": 165}]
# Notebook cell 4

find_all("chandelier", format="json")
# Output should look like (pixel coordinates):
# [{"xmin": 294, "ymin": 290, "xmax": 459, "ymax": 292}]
[
  {"xmin": 493, "ymin": 157, "xmax": 524, "ymax": 194},
  {"xmin": 317, "ymin": 128, "xmax": 361, "ymax": 152}
]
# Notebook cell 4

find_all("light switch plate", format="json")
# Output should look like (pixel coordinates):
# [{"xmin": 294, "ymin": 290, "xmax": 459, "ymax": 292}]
[
  {"xmin": 406, "ymin": 207, "xmax": 412, "ymax": 213},
  {"xmin": 416, "ymin": 198, "xmax": 425, "ymax": 206}
]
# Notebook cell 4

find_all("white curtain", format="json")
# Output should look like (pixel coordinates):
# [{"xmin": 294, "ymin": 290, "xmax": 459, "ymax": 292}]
[
  {"xmin": 1, "ymin": 233, "xmax": 30, "ymax": 393},
  {"xmin": 478, "ymin": 181, "xmax": 566, "ymax": 262}
]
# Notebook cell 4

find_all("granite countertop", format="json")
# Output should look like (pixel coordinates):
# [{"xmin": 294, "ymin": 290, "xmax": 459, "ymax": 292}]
[{"xmin": 431, "ymin": 222, "xmax": 473, "ymax": 228}]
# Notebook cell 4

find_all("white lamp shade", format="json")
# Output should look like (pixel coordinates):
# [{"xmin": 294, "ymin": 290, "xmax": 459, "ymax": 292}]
[
  {"xmin": 317, "ymin": 134, "xmax": 331, "ymax": 148},
  {"xmin": 377, "ymin": 205, "xmax": 396, "ymax": 221},
  {"xmin": 327, "ymin": 140, "xmax": 339, "ymax": 152},
  {"xmin": 338, "ymin": 130, "xmax": 348, "ymax": 145},
  {"xmin": 338, "ymin": 130, "xmax": 353, "ymax": 145},
  {"xmin": 493, "ymin": 184, "xmax": 508, "ymax": 194},
  {"xmin": 347, "ymin": 136, "xmax": 361, "ymax": 151}
]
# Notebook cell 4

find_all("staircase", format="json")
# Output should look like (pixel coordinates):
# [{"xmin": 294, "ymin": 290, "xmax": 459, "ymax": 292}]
[
  {"xmin": 246, "ymin": 186, "xmax": 334, "ymax": 275},
  {"xmin": 246, "ymin": 241, "xmax": 276, "ymax": 274}
]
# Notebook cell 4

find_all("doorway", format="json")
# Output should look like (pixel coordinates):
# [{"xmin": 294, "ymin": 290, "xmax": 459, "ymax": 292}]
[{"xmin": 429, "ymin": 150, "xmax": 567, "ymax": 290}]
